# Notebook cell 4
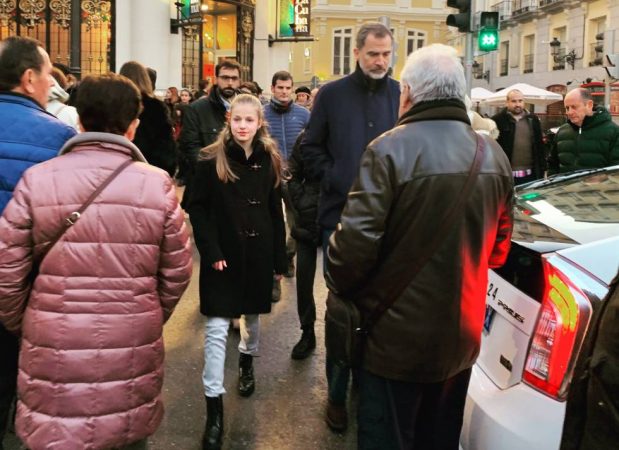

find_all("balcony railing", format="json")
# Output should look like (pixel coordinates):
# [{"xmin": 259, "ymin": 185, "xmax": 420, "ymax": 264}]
[
  {"xmin": 500, "ymin": 58, "xmax": 509, "ymax": 76},
  {"xmin": 524, "ymin": 54, "xmax": 534, "ymax": 73},
  {"xmin": 511, "ymin": 0, "xmax": 537, "ymax": 16},
  {"xmin": 539, "ymin": 0, "xmax": 564, "ymax": 8},
  {"xmin": 492, "ymin": 1, "xmax": 512, "ymax": 22}
]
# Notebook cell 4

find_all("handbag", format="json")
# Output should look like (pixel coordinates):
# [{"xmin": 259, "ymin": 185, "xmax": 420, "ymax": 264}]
[
  {"xmin": 325, "ymin": 133, "xmax": 486, "ymax": 368},
  {"xmin": 27, "ymin": 159, "xmax": 134, "ymax": 287}
]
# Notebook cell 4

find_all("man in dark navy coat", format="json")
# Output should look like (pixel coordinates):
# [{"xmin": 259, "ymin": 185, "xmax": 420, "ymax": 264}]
[{"xmin": 300, "ymin": 21, "xmax": 400, "ymax": 433}]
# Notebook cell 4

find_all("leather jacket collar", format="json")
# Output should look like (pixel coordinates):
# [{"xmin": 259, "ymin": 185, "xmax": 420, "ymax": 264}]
[{"xmin": 397, "ymin": 99, "xmax": 470, "ymax": 126}]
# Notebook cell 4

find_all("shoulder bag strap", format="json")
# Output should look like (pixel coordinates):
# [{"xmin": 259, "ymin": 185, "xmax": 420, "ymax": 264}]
[
  {"xmin": 34, "ymin": 158, "xmax": 135, "ymax": 266},
  {"xmin": 361, "ymin": 133, "xmax": 486, "ymax": 333}
]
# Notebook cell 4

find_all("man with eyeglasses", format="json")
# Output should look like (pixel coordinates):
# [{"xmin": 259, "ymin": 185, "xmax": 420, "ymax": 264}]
[{"xmin": 179, "ymin": 59, "xmax": 241, "ymax": 199}]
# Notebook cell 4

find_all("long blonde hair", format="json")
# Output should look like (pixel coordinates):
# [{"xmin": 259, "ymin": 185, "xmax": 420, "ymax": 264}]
[{"xmin": 200, "ymin": 94, "xmax": 283, "ymax": 186}]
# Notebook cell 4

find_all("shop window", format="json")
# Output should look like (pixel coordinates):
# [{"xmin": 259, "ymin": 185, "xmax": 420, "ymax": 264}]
[{"xmin": 0, "ymin": 0, "xmax": 114, "ymax": 76}]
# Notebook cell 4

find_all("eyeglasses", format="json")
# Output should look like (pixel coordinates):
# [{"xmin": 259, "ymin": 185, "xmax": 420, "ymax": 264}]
[{"xmin": 219, "ymin": 75, "xmax": 240, "ymax": 82}]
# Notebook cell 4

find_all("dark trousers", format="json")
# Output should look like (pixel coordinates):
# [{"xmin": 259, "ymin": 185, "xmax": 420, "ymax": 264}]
[
  {"xmin": 357, "ymin": 367, "xmax": 472, "ymax": 450},
  {"xmin": 0, "ymin": 324, "xmax": 18, "ymax": 445},
  {"xmin": 296, "ymin": 239, "xmax": 317, "ymax": 329},
  {"xmin": 322, "ymin": 228, "xmax": 351, "ymax": 405}
]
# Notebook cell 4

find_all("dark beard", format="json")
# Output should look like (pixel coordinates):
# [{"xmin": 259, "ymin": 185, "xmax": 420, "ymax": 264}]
[{"xmin": 220, "ymin": 87, "xmax": 237, "ymax": 99}]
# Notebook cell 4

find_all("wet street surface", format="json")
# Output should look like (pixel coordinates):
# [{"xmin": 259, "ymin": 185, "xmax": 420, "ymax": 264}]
[{"xmin": 3, "ymin": 231, "xmax": 358, "ymax": 449}]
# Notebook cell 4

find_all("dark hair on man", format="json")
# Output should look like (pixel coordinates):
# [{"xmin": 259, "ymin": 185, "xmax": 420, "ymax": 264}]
[
  {"xmin": 119, "ymin": 61, "xmax": 154, "ymax": 97},
  {"xmin": 0, "ymin": 36, "xmax": 45, "ymax": 91},
  {"xmin": 271, "ymin": 70, "xmax": 293, "ymax": 86},
  {"xmin": 355, "ymin": 22, "xmax": 393, "ymax": 50},
  {"xmin": 240, "ymin": 81, "xmax": 259, "ymax": 96},
  {"xmin": 53, "ymin": 62, "xmax": 71, "ymax": 76},
  {"xmin": 215, "ymin": 59, "xmax": 242, "ymax": 77},
  {"xmin": 75, "ymin": 73, "xmax": 143, "ymax": 135},
  {"xmin": 575, "ymin": 87, "xmax": 593, "ymax": 103}
]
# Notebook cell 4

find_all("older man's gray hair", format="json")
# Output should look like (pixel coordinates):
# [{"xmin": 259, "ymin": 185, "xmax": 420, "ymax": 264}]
[
  {"xmin": 399, "ymin": 44, "xmax": 465, "ymax": 104},
  {"xmin": 355, "ymin": 22, "xmax": 393, "ymax": 50}
]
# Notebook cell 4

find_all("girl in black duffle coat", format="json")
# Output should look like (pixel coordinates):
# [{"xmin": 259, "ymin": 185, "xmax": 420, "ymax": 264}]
[{"xmin": 185, "ymin": 94, "xmax": 287, "ymax": 450}]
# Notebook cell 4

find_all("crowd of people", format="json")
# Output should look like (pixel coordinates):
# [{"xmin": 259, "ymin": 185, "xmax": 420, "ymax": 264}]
[{"xmin": 1, "ymin": 20, "xmax": 619, "ymax": 450}]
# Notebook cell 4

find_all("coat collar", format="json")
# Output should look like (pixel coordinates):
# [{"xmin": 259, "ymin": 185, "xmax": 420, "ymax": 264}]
[
  {"xmin": 226, "ymin": 139, "xmax": 266, "ymax": 165},
  {"xmin": 0, "ymin": 91, "xmax": 48, "ymax": 113},
  {"xmin": 59, "ymin": 132, "xmax": 148, "ymax": 162},
  {"xmin": 397, "ymin": 99, "xmax": 470, "ymax": 126},
  {"xmin": 350, "ymin": 63, "xmax": 391, "ymax": 92}
]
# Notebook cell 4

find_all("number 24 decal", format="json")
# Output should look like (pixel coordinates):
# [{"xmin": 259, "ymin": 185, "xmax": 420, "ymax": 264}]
[{"xmin": 487, "ymin": 283, "xmax": 498, "ymax": 300}]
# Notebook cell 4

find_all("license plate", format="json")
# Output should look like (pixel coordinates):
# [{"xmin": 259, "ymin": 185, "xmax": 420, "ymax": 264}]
[{"xmin": 483, "ymin": 305, "xmax": 496, "ymax": 333}]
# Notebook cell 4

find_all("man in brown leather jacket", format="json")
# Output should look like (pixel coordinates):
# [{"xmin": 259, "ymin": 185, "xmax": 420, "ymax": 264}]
[{"xmin": 325, "ymin": 44, "xmax": 514, "ymax": 449}]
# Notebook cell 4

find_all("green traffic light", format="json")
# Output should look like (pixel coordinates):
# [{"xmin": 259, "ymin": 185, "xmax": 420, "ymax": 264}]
[{"xmin": 478, "ymin": 28, "xmax": 499, "ymax": 52}]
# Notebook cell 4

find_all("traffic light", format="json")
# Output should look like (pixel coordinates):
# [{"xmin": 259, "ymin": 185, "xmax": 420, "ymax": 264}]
[
  {"xmin": 605, "ymin": 54, "xmax": 619, "ymax": 79},
  {"xmin": 478, "ymin": 12, "xmax": 499, "ymax": 52},
  {"xmin": 446, "ymin": 0, "xmax": 471, "ymax": 33}
]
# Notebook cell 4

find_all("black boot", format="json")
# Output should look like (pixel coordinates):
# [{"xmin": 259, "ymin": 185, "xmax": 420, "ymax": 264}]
[
  {"xmin": 238, "ymin": 353, "xmax": 255, "ymax": 397},
  {"xmin": 291, "ymin": 328, "xmax": 316, "ymax": 360},
  {"xmin": 202, "ymin": 395, "xmax": 223, "ymax": 450}
]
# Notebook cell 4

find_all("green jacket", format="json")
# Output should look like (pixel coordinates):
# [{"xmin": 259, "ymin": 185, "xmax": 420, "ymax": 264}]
[{"xmin": 550, "ymin": 107, "xmax": 619, "ymax": 174}]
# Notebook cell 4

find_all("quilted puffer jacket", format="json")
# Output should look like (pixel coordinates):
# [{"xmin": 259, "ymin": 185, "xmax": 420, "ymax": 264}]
[
  {"xmin": 0, "ymin": 132, "xmax": 193, "ymax": 450},
  {"xmin": 0, "ymin": 92, "xmax": 76, "ymax": 214},
  {"xmin": 264, "ymin": 100, "xmax": 309, "ymax": 160}
]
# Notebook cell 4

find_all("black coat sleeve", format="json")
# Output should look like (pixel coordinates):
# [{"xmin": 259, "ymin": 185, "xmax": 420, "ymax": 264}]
[
  {"xmin": 186, "ymin": 161, "xmax": 224, "ymax": 264},
  {"xmin": 178, "ymin": 106, "xmax": 204, "ymax": 164},
  {"xmin": 269, "ymin": 183, "xmax": 288, "ymax": 275},
  {"xmin": 300, "ymin": 91, "xmax": 331, "ymax": 181}
]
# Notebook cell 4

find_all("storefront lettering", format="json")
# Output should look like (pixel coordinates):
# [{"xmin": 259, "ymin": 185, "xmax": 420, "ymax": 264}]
[{"xmin": 293, "ymin": 0, "xmax": 310, "ymax": 35}]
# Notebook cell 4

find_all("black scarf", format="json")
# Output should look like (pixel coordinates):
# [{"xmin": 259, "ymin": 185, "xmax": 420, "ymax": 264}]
[{"xmin": 270, "ymin": 97, "xmax": 292, "ymax": 114}]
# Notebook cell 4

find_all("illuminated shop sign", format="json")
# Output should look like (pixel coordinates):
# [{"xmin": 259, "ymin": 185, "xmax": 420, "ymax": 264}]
[{"xmin": 279, "ymin": 0, "xmax": 311, "ymax": 37}]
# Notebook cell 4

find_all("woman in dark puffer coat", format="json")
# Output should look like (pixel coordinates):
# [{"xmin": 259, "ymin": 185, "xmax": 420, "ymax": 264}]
[{"xmin": 0, "ymin": 74, "xmax": 193, "ymax": 450}]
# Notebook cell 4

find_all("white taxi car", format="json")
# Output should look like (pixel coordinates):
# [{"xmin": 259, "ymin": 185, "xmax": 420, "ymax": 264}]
[{"xmin": 460, "ymin": 167, "xmax": 619, "ymax": 450}]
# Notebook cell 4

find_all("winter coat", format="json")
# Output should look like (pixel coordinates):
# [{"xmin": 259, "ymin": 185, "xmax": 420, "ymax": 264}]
[
  {"xmin": 326, "ymin": 100, "xmax": 514, "ymax": 383},
  {"xmin": 186, "ymin": 140, "xmax": 287, "ymax": 318},
  {"xmin": 132, "ymin": 95, "xmax": 177, "ymax": 177},
  {"xmin": 561, "ymin": 273, "xmax": 619, "ymax": 450},
  {"xmin": 263, "ymin": 101, "xmax": 310, "ymax": 160},
  {"xmin": 301, "ymin": 64, "xmax": 400, "ymax": 230},
  {"xmin": 491, "ymin": 107, "xmax": 546, "ymax": 178},
  {"xmin": 549, "ymin": 106, "xmax": 619, "ymax": 174},
  {"xmin": 46, "ymin": 79, "xmax": 80, "ymax": 131},
  {"xmin": 0, "ymin": 132, "xmax": 193, "ymax": 450},
  {"xmin": 0, "ymin": 92, "xmax": 76, "ymax": 214},
  {"xmin": 284, "ymin": 131, "xmax": 320, "ymax": 246}
]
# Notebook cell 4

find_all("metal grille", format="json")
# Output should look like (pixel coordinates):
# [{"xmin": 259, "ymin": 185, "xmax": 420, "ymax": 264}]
[
  {"xmin": 182, "ymin": 25, "xmax": 201, "ymax": 90},
  {"xmin": 0, "ymin": 0, "xmax": 113, "ymax": 76}
]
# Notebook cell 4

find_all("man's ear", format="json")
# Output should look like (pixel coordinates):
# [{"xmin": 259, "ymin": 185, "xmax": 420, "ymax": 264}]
[{"xmin": 20, "ymin": 68, "xmax": 36, "ymax": 96}]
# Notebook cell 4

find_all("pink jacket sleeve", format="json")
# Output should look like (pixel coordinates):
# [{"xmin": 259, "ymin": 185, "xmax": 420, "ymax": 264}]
[
  {"xmin": 157, "ymin": 179, "xmax": 193, "ymax": 322},
  {"xmin": 0, "ymin": 175, "xmax": 36, "ymax": 334}
]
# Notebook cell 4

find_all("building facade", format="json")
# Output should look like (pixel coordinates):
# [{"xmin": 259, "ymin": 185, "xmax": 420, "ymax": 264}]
[{"xmin": 461, "ymin": 0, "xmax": 619, "ymax": 112}]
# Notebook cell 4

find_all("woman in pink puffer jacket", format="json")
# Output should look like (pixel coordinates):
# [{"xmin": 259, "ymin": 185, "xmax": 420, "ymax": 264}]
[{"xmin": 0, "ymin": 73, "xmax": 193, "ymax": 450}]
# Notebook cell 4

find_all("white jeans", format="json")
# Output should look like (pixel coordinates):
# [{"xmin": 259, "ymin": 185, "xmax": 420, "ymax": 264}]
[{"xmin": 202, "ymin": 315, "xmax": 260, "ymax": 397}]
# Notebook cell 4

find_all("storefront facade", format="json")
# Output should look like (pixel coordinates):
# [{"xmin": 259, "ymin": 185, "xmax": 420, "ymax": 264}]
[
  {"xmin": 0, "ymin": 0, "xmax": 114, "ymax": 77},
  {"xmin": 176, "ymin": 0, "xmax": 255, "ymax": 89}
]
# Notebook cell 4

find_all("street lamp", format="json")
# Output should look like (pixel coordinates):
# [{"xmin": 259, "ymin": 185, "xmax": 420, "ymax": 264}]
[
  {"xmin": 549, "ymin": 37, "xmax": 581, "ymax": 70},
  {"xmin": 472, "ymin": 61, "xmax": 490, "ymax": 82}
]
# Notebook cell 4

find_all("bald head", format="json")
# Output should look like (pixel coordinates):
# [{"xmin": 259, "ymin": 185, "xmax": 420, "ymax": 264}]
[
  {"xmin": 505, "ymin": 89, "xmax": 524, "ymax": 115},
  {"xmin": 564, "ymin": 88, "xmax": 594, "ymax": 127}
]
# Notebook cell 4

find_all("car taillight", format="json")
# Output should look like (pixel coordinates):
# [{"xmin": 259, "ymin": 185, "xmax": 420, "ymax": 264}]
[{"xmin": 523, "ymin": 258, "xmax": 592, "ymax": 400}]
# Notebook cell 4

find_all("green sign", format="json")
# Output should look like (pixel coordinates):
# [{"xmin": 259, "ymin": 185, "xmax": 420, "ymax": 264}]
[
  {"xmin": 478, "ymin": 28, "xmax": 499, "ymax": 52},
  {"xmin": 279, "ymin": 0, "xmax": 311, "ymax": 37}
]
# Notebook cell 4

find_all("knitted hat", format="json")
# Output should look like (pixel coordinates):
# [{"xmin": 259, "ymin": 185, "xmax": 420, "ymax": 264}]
[{"xmin": 295, "ymin": 86, "xmax": 312, "ymax": 95}]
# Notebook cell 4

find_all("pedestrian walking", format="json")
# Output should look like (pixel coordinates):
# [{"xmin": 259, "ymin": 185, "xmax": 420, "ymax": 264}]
[
  {"xmin": 549, "ymin": 87, "xmax": 619, "ymax": 174},
  {"xmin": 491, "ymin": 89, "xmax": 546, "ymax": 184},
  {"xmin": 300, "ymin": 21, "xmax": 400, "ymax": 432},
  {"xmin": 0, "ymin": 72, "xmax": 193, "ymax": 450},
  {"xmin": 0, "ymin": 36, "xmax": 76, "ymax": 447},
  {"xmin": 264, "ymin": 70, "xmax": 310, "ymax": 301},
  {"xmin": 120, "ymin": 61, "xmax": 178, "ymax": 178},
  {"xmin": 284, "ymin": 131, "xmax": 320, "ymax": 360},
  {"xmin": 325, "ymin": 43, "xmax": 513, "ymax": 450},
  {"xmin": 184, "ymin": 94, "xmax": 287, "ymax": 450}
]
